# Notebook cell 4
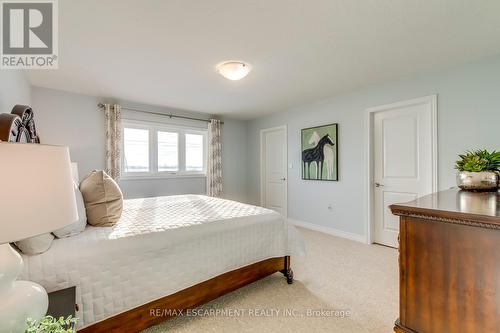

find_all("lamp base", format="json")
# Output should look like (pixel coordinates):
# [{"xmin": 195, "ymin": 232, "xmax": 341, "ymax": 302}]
[{"xmin": 0, "ymin": 243, "xmax": 48, "ymax": 333}]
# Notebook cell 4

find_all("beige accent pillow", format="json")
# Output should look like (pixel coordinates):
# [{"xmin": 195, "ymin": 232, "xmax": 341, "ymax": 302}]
[{"xmin": 80, "ymin": 170, "xmax": 123, "ymax": 226}]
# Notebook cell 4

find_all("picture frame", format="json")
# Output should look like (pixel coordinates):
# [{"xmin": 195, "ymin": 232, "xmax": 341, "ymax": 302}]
[{"xmin": 301, "ymin": 123, "xmax": 338, "ymax": 181}]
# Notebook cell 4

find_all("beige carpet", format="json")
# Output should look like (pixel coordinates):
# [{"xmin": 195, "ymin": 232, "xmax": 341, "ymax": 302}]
[{"xmin": 144, "ymin": 227, "xmax": 398, "ymax": 333}]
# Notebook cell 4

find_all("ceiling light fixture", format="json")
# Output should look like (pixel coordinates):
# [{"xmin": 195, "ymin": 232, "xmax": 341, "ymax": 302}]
[{"xmin": 216, "ymin": 61, "xmax": 251, "ymax": 81}]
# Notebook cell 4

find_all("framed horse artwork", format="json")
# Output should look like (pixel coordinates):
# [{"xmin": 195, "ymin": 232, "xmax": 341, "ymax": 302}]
[{"xmin": 301, "ymin": 123, "xmax": 338, "ymax": 181}]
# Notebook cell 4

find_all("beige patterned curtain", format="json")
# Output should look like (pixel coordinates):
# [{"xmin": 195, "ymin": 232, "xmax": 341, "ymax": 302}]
[
  {"xmin": 207, "ymin": 119, "xmax": 223, "ymax": 197},
  {"xmin": 104, "ymin": 104, "xmax": 121, "ymax": 180}
]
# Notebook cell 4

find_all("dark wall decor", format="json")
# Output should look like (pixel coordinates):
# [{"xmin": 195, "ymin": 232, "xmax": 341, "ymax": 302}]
[
  {"xmin": 301, "ymin": 123, "xmax": 338, "ymax": 181},
  {"xmin": 0, "ymin": 105, "xmax": 40, "ymax": 143}
]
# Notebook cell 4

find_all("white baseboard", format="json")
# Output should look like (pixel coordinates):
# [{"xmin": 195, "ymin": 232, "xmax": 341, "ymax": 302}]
[{"xmin": 288, "ymin": 218, "xmax": 367, "ymax": 243}]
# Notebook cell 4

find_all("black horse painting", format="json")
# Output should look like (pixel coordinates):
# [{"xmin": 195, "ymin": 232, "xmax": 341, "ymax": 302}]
[{"xmin": 302, "ymin": 134, "xmax": 335, "ymax": 180}]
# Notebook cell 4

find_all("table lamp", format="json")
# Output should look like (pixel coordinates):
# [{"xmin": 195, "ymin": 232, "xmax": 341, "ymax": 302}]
[{"xmin": 0, "ymin": 143, "xmax": 78, "ymax": 332}]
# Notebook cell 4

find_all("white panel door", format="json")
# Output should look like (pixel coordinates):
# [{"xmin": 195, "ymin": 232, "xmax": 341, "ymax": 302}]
[
  {"xmin": 261, "ymin": 127, "xmax": 287, "ymax": 216},
  {"xmin": 373, "ymin": 97, "xmax": 436, "ymax": 247}
]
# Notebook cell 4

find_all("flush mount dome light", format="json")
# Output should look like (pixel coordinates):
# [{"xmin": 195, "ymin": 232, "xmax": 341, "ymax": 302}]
[{"xmin": 216, "ymin": 61, "xmax": 251, "ymax": 80}]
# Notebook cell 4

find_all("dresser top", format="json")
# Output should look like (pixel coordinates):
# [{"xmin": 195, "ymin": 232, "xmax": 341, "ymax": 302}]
[{"xmin": 390, "ymin": 188, "xmax": 500, "ymax": 228}]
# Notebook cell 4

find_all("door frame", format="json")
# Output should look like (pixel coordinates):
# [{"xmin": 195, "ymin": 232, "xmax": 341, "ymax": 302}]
[
  {"xmin": 364, "ymin": 95, "xmax": 438, "ymax": 244},
  {"xmin": 260, "ymin": 125, "xmax": 288, "ymax": 217}
]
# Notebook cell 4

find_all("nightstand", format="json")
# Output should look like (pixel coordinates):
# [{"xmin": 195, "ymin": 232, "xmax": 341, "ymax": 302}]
[{"xmin": 47, "ymin": 286, "xmax": 77, "ymax": 319}]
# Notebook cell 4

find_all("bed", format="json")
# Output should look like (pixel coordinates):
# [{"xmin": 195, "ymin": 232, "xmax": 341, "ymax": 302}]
[{"xmin": 20, "ymin": 194, "xmax": 303, "ymax": 332}]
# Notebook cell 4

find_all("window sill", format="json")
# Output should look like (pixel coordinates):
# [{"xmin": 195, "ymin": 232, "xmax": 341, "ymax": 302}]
[{"xmin": 120, "ymin": 173, "xmax": 207, "ymax": 181}]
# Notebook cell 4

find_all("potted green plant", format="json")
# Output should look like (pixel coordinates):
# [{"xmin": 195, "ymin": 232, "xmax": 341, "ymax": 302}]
[
  {"xmin": 25, "ymin": 315, "xmax": 77, "ymax": 333},
  {"xmin": 455, "ymin": 149, "xmax": 500, "ymax": 191}
]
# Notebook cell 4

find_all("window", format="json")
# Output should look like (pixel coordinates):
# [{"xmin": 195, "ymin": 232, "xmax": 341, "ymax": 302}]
[
  {"xmin": 158, "ymin": 131, "xmax": 178, "ymax": 172},
  {"xmin": 186, "ymin": 133, "xmax": 204, "ymax": 171},
  {"xmin": 121, "ymin": 120, "xmax": 207, "ymax": 178},
  {"xmin": 123, "ymin": 128, "xmax": 149, "ymax": 173}
]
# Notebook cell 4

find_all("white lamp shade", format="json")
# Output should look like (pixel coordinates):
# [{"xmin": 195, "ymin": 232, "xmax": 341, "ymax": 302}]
[{"xmin": 0, "ymin": 143, "xmax": 78, "ymax": 244}]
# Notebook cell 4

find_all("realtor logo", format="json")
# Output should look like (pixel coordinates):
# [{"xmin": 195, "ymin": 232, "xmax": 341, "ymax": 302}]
[{"xmin": 1, "ymin": 0, "xmax": 58, "ymax": 69}]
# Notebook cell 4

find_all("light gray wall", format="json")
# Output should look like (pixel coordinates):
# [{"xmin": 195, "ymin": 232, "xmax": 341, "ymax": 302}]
[
  {"xmin": 247, "ymin": 55, "xmax": 500, "ymax": 238},
  {"xmin": 31, "ymin": 87, "xmax": 248, "ymax": 201},
  {"xmin": 32, "ymin": 87, "xmax": 103, "ymax": 179},
  {"xmin": 6, "ymin": 55, "xmax": 500, "ymax": 241},
  {"xmin": 0, "ymin": 71, "xmax": 31, "ymax": 112}
]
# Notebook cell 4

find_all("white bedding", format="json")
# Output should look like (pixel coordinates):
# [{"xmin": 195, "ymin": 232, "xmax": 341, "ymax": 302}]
[{"xmin": 20, "ymin": 195, "xmax": 303, "ymax": 328}]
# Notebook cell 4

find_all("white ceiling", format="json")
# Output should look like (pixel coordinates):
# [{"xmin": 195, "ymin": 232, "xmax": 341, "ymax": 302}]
[{"xmin": 27, "ymin": 0, "xmax": 500, "ymax": 119}]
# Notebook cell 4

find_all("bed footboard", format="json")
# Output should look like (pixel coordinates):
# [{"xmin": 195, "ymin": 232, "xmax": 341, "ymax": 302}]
[{"xmin": 78, "ymin": 256, "xmax": 292, "ymax": 333}]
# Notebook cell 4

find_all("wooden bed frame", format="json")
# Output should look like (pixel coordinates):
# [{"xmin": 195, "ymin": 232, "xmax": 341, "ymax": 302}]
[{"xmin": 78, "ymin": 256, "xmax": 293, "ymax": 333}]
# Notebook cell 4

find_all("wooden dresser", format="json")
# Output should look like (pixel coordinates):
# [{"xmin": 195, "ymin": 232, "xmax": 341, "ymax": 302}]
[{"xmin": 390, "ymin": 189, "xmax": 500, "ymax": 333}]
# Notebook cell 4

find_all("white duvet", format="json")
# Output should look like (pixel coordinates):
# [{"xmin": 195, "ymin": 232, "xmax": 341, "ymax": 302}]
[{"xmin": 20, "ymin": 195, "xmax": 303, "ymax": 328}]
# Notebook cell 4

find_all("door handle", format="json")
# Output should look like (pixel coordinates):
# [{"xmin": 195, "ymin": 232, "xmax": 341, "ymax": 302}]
[
  {"xmin": 281, "ymin": 178, "xmax": 286, "ymax": 181},
  {"xmin": 374, "ymin": 182, "xmax": 385, "ymax": 188}
]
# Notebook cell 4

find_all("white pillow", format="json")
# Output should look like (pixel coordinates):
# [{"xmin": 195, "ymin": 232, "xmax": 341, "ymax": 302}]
[
  {"xmin": 15, "ymin": 233, "xmax": 54, "ymax": 255},
  {"xmin": 53, "ymin": 182, "xmax": 87, "ymax": 238}
]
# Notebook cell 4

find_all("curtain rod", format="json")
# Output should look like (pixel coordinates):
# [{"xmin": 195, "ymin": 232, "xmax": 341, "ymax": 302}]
[{"xmin": 97, "ymin": 103, "xmax": 223, "ymax": 124}]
